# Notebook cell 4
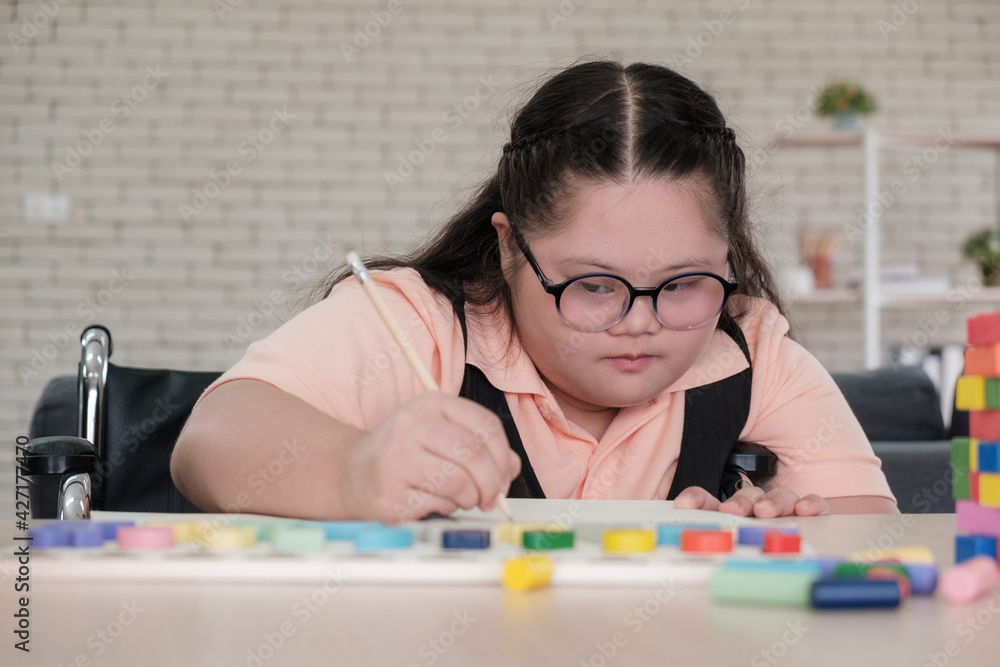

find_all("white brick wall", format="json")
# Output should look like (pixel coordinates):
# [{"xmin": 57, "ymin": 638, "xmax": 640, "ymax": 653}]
[{"xmin": 2, "ymin": 0, "xmax": 999, "ymax": 500}]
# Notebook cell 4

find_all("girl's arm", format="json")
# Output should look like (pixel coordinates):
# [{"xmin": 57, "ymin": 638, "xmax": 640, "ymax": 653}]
[
  {"xmin": 171, "ymin": 378, "xmax": 520, "ymax": 522},
  {"xmin": 171, "ymin": 379, "xmax": 366, "ymax": 519},
  {"xmin": 826, "ymin": 495, "xmax": 899, "ymax": 514}
]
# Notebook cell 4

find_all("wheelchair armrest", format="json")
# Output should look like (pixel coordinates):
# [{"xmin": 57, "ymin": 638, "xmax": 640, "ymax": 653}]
[
  {"xmin": 79, "ymin": 325, "xmax": 112, "ymax": 457},
  {"xmin": 720, "ymin": 441, "xmax": 778, "ymax": 500}
]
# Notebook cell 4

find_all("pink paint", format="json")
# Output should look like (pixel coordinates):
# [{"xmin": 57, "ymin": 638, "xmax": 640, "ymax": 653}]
[{"xmin": 117, "ymin": 526, "xmax": 174, "ymax": 550}]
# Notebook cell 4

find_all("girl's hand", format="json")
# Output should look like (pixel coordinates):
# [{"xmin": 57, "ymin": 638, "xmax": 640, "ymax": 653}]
[
  {"xmin": 340, "ymin": 391, "xmax": 522, "ymax": 523},
  {"xmin": 673, "ymin": 485, "xmax": 830, "ymax": 518}
]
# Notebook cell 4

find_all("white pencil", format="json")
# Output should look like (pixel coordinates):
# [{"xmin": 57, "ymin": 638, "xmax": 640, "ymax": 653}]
[{"xmin": 346, "ymin": 251, "xmax": 514, "ymax": 523}]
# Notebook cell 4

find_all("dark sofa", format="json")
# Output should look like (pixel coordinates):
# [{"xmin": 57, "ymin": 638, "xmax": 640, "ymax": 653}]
[
  {"xmin": 29, "ymin": 366, "xmax": 956, "ymax": 513},
  {"xmin": 831, "ymin": 365, "xmax": 955, "ymax": 514}
]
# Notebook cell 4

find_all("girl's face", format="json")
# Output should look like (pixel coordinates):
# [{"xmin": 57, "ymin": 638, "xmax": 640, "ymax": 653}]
[{"xmin": 494, "ymin": 177, "xmax": 730, "ymax": 411}]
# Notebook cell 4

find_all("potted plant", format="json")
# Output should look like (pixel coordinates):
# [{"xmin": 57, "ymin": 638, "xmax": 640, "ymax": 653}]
[
  {"xmin": 962, "ymin": 229, "xmax": 1000, "ymax": 286},
  {"xmin": 814, "ymin": 81, "xmax": 878, "ymax": 130}
]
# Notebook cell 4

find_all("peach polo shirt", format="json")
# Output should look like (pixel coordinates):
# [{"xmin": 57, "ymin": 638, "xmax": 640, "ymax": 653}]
[{"xmin": 201, "ymin": 268, "xmax": 894, "ymax": 503}]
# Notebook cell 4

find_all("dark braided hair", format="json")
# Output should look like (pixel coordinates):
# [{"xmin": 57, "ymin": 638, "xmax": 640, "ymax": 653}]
[{"xmin": 320, "ymin": 59, "xmax": 786, "ymax": 348}]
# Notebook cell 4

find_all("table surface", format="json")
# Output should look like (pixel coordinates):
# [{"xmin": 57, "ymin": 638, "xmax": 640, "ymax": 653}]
[{"xmin": 2, "ymin": 501, "xmax": 998, "ymax": 667}]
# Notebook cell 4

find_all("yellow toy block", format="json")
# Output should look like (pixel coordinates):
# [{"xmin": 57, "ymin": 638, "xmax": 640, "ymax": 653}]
[
  {"xmin": 956, "ymin": 375, "xmax": 987, "ymax": 411},
  {"xmin": 980, "ymin": 472, "xmax": 1000, "ymax": 508},
  {"xmin": 502, "ymin": 555, "xmax": 553, "ymax": 592}
]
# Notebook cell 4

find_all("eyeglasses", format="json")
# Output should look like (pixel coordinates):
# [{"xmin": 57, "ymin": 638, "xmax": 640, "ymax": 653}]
[{"xmin": 509, "ymin": 225, "xmax": 738, "ymax": 332}]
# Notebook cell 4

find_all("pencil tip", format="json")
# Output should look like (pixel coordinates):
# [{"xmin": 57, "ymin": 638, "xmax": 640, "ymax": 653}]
[{"xmin": 345, "ymin": 251, "xmax": 369, "ymax": 282}]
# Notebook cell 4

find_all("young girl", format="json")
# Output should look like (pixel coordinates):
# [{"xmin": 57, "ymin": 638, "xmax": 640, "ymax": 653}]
[{"xmin": 171, "ymin": 60, "xmax": 898, "ymax": 522}]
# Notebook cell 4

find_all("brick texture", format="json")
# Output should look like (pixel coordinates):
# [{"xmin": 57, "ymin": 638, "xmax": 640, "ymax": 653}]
[{"xmin": 1, "ymin": 0, "xmax": 999, "ymax": 497}]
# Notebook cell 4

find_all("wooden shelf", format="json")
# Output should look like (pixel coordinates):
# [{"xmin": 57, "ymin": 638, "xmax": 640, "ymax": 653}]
[
  {"xmin": 788, "ymin": 286, "xmax": 1000, "ymax": 307},
  {"xmin": 776, "ymin": 133, "xmax": 1000, "ymax": 150},
  {"xmin": 787, "ymin": 288, "xmax": 857, "ymax": 304},
  {"xmin": 773, "ymin": 129, "xmax": 1000, "ymax": 367}
]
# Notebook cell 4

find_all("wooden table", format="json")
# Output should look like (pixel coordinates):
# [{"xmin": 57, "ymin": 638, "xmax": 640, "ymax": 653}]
[{"xmin": 3, "ymin": 502, "xmax": 998, "ymax": 667}]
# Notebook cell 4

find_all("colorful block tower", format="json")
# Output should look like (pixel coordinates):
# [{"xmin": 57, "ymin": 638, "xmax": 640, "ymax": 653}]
[{"xmin": 953, "ymin": 312, "xmax": 1000, "ymax": 563}]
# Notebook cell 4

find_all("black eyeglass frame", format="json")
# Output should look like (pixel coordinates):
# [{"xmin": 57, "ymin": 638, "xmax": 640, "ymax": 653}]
[{"xmin": 508, "ymin": 223, "xmax": 739, "ymax": 332}]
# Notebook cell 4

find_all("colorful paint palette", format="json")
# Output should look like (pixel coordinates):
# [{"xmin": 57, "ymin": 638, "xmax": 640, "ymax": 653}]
[{"xmin": 28, "ymin": 505, "xmax": 819, "ymax": 590}]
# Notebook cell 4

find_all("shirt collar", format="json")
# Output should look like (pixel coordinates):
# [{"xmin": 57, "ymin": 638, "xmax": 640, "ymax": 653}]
[{"xmin": 465, "ymin": 305, "xmax": 545, "ymax": 396}]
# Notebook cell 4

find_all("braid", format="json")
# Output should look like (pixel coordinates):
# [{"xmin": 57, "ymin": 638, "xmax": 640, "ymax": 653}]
[
  {"xmin": 504, "ymin": 122, "xmax": 732, "ymax": 156},
  {"xmin": 502, "ymin": 125, "xmax": 596, "ymax": 155},
  {"xmin": 704, "ymin": 126, "xmax": 736, "ymax": 141}
]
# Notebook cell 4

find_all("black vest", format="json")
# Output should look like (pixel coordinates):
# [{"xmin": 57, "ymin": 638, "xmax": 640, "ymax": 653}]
[{"xmin": 452, "ymin": 297, "xmax": 753, "ymax": 501}]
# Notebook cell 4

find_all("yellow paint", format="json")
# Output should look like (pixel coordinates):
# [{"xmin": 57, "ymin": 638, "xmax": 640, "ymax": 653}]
[
  {"xmin": 603, "ymin": 529, "xmax": 656, "ymax": 554},
  {"xmin": 144, "ymin": 520, "xmax": 206, "ymax": 543}
]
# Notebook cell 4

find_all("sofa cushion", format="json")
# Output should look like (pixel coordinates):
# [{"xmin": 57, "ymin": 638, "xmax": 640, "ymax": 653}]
[
  {"xmin": 831, "ymin": 366, "xmax": 947, "ymax": 442},
  {"xmin": 28, "ymin": 374, "xmax": 78, "ymax": 439},
  {"xmin": 870, "ymin": 440, "xmax": 954, "ymax": 513}
]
